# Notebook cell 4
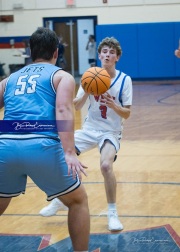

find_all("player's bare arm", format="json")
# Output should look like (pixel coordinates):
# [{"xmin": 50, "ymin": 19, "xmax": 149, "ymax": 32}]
[
  {"xmin": 0, "ymin": 78, "xmax": 6, "ymax": 109},
  {"xmin": 55, "ymin": 71, "xmax": 88, "ymax": 179},
  {"xmin": 73, "ymin": 92, "xmax": 89, "ymax": 111}
]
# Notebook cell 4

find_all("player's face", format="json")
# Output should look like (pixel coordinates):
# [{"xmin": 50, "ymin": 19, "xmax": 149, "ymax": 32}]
[{"xmin": 98, "ymin": 46, "xmax": 119, "ymax": 67}]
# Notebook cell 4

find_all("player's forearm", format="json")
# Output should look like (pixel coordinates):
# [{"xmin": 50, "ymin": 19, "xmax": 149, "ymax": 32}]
[
  {"xmin": 113, "ymin": 104, "xmax": 131, "ymax": 119},
  {"xmin": 56, "ymin": 104, "xmax": 76, "ymax": 154},
  {"xmin": 73, "ymin": 94, "xmax": 89, "ymax": 110},
  {"xmin": 59, "ymin": 131, "xmax": 76, "ymax": 155}
]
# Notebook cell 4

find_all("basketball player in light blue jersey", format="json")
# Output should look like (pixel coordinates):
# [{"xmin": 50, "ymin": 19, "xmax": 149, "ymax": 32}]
[
  {"xmin": 0, "ymin": 27, "xmax": 90, "ymax": 252},
  {"xmin": 40, "ymin": 37, "xmax": 133, "ymax": 232}
]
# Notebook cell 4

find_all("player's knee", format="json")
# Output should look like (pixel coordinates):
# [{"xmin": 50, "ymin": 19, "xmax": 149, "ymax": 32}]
[
  {"xmin": 78, "ymin": 187, "xmax": 88, "ymax": 204},
  {"xmin": 65, "ymin": 185, "xmax": 88, "ymax": 207},
  {"xmin": 100, "ymin": 161, "xmax": 111, "ymax": 174}
]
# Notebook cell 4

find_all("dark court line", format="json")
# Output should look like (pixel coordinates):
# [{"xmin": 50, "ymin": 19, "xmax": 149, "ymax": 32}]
[
  {"xmin": 84, "ymin": 181, "xmax": 180, "ymax": 186},
  {"xmin": 2, "ymin": 213, "xmax": 180, "ymax": 219},
  {"xmin": 157, "ymin": 90, "xmax": 180, "ymax": 105},
  {"xmin": 26, "ymin": 181, "xmax": 180, "ymax": 187}
]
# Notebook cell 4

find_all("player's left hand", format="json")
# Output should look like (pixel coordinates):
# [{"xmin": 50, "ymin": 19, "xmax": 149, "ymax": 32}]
[{"xmin": 100, "ymin": 92, "xmax": 115, "ymax": 109}]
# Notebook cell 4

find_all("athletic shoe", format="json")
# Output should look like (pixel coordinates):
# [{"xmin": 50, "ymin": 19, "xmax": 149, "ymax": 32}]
[
  {"xmin": 108, "ymin": 211, "xmax": 124, "ymax": 231},
  {"xmin": 39, "ymin": 198, "xmax": 68, "ymax": 217}
]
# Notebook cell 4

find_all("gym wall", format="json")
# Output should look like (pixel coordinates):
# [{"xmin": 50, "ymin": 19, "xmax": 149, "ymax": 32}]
[
  {"xmin": 96, "ymin": 22, "xmax": 180, "ymax": 79},
  {"xmin": 0, "ymin": 0, "xmax": 179, "ymax": 78}
]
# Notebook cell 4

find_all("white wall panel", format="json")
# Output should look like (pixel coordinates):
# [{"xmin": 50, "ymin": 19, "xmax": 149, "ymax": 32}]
[
  {"xmin": 36, "ymin": 0, "xmax": 65, "ymax": 9},
  {"xmin": 76, "ymin": 0, "xmax": 144, "ymax": 8},
  {"xmin": 1, "ymin": 0, "xmax": 36, "ymax": 11},
  {"xmin": 145, "ymin": 0, "xmax": 180, "ymax": 4},
  {"xmin": 98, "ymin": 5, "xmax": 180, "ymax": 24},
  {"xmin": 106, "ymin": 0, "xmax": 143, "ymax": 6},
  {"xmin": 1, "ymin": 0, "xmax": 180, "ymax": 11}
]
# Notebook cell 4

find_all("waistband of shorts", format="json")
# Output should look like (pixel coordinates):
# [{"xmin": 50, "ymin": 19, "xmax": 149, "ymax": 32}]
[{"xmin": 0, "ymin": 134, "xmax": 60, "ymax": 141}]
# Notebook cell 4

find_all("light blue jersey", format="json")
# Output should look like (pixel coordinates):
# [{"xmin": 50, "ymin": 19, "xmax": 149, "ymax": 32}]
[{"xmin": 3, "ymin": 63, "xmax": 60, "ymax": 138}]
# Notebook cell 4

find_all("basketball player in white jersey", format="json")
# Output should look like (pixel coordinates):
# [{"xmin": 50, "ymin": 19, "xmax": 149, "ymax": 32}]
[
  {"xmin": 0, "ymin": 27, "xmax": 90, "ymax": 252},
  {"xmin": 40, "ymin": 37, "xmax": 133, "ymax": 232}
]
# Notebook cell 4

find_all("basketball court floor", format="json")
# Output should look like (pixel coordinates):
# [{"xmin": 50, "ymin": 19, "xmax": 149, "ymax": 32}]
[{"xmin": 0, "ymin": 79, "xmax": 180, "ymax": 251}]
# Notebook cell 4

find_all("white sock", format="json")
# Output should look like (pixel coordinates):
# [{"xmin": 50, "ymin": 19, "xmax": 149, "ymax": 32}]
[{"xmin": 108, "ymin": 203, "xmax": 117, "ymax": 213}]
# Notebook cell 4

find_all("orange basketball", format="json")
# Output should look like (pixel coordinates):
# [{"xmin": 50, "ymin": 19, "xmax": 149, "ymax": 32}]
[{"xmin": 81, "ymin": 67, "xmax": 111, "ymax": 95}]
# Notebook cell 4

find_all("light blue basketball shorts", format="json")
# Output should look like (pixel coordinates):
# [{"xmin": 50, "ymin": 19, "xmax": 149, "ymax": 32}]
[{"xmin": 0, "ymin": 137, "xmax": 80, "ymax": 200}]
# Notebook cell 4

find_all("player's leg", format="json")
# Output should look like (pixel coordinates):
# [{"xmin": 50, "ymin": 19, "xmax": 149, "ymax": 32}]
[
  {"xmin": 30, "ymin": 138, "xmax": 90, "ymax": 251},
  {"xmin": 59, "ymin": 184, "xmax": 90, "ymax": 251},
  {"xmin": 39, "ymin": 186, "xmax": 90, "ymax": 250},
  {"xmin": 100, "ymin": 140, "xmax": 123, "ymax": 231},
  {"xmin": 0, "ymin": 198, "xmax": 12, "ymax": 215},
  {"xmin": 100, "ymin": 142, "xmax": 117, "ymax": 203},
  {"xmin": 0, "ymin": 139, "xmax": 27, "ymax": 216}
]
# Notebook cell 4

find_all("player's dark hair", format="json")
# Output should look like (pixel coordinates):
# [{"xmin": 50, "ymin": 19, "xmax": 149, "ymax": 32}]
[
  {"xmin": 98, "ymin": 37, "xmax": 122, "ymax": 56},
  {"xmin": 30, "ymin": 27, "xmax": 59, "ymax": 61},
  {"xmin": 89, "ymin": 35, "xmax": 95, "ymax": 40}
]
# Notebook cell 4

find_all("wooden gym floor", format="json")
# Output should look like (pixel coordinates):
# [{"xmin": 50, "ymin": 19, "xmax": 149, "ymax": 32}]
[{"xmin": 0, "ymin": 79, "xmax": 180, "ymax": 250}]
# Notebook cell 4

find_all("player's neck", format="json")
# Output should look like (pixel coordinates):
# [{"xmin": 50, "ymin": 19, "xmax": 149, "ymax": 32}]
[
  {"xmin": 106, "ymin": 68, "xmax": 116, "ymax": 79},
  {"xmin": 34, "ymin": 59, "xmax": 54, "ymax": 64}
]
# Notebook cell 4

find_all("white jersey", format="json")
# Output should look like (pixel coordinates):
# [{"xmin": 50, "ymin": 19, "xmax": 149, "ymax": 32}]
[{"xmin": 76, "ymin": 70, "xmax": 133, "ymax": 133}]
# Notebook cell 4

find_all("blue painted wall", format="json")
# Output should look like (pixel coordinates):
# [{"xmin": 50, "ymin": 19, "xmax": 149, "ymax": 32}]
[{"xmin": 96, "ymin": 22, "xmax": 180, "ymax": 79}]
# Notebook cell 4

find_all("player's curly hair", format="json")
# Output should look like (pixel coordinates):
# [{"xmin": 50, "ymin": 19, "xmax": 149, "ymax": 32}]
[{"xmin": 97, "ymin": 37, "xmax": 122, "ymax": 56}]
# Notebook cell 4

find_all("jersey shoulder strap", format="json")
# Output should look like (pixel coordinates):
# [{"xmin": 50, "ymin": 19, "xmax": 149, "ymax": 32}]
[{"xmin": 118, "ymin": 74, "xmax": 128, "ymax": 105}]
